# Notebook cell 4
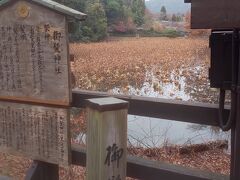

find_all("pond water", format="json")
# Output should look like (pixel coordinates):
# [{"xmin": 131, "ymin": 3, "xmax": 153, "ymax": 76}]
[
  {"xmin": 111, "ymin": 67, "xmax": 191, "ymax": 101},
  {"xmin": 128, "ymin": 115, "xmax": 230, "ymax": 148},
  {"xmin": 76, "ymin": 65, "xmax": 230, "ymax": 151},
  {"xmin": 111, "ymin": 66, "xmax": 230, "ymax": 149},
  {"xmin": 76, "ymin": 116, "xmax": 230, "ymax": 152}
]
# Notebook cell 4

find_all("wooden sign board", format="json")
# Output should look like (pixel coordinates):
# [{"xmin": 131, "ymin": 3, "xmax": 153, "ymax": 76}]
[
  {"xmin": 0, "ymin": 0, "xmax": 76, "ymax": 166},
  {"xmin": 0, "ymin": 0, "xmax": 71, "ymax": 106},
  {"xmin": 0, "ymin": 101, "xmax": 70, "ymax": 166},
  {"xmin": 187, "ymin": 0, "xmax": 240, "ymax": 29}
]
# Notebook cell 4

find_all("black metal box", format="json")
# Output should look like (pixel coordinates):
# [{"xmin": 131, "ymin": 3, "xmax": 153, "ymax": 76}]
[{"xmin": 209, "ymin": 31, "xmax": 233, "ymax": 89}]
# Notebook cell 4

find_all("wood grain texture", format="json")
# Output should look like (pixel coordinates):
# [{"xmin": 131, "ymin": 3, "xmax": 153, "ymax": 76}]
[
  {"xmin": 0, "ymin": 0, "xmax": 71, "ymax": 106},
  {"xmin": 191, "ymin": 0, "xmax": 240, "ymax": 29},
  {"xmin": 0, "ymin": 101, "xmax": 71, "ymax": 166},
  {"xmin": 86, "ymin": 99, "xmax": 128, "ymax": 180}
]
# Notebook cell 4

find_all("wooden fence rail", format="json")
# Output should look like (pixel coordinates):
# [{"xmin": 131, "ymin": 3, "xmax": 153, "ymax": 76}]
[
  {"xmin": 72, "ymin": 89, "xmax": 229, "ymax": 126},
  {"xmin": 26, "ymin": 145, "xmax": 229, "ymax": 180},
  {"xmin": 24, "ymin": 89, "xmax": 230, "ymax": 180}
]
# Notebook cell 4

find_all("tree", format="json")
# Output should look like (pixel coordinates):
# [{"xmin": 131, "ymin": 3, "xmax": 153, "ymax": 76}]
[
  {"xmin": 160, "ymin": 6, "xmax": 167, "ymax": 21},
  {"xmin": 53, "ymin": 0, "xmax": 86, "ymax": 41},
  {"xmin": 51, "ymin": 0, "xmax": 148, "ymax": 41},
  {"xmin": 172, "ymin": 14, "xmax": 177, "ymax": 22},
  {"xmin": 84, "ymin": 3, "xmax": 108, "ymax": 41},
  {"xmin": 143, "ymin": 8, "xmax": 154, "ymax": 30},
  {"xmin": 103, "ymin": 0, "xmax": 125, "ymax": 25},
  {"xmin": 53, "ymin": 0, "xmax": 107, "ymax": 42},
  {"xmin": 131, "ymin": 0, "xmax": 145, "ymax": 26}
]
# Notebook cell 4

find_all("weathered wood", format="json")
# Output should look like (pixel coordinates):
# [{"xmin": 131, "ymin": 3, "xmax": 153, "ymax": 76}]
[
  {"xmin": 189, "ymin": 0, "xmax": 240, "ymax": 29},
  {"xmin": 126, "ymin": 155, "xmax": 228, "ymax": 180},
  {"xmin": 86, "ymin": 97, "xmax": 129, "ymax": 112},
  {"xmin": 86, "ymin": 97, "xmax": 128, "ymax": 180},
  {"xmin": 231, "ymin": 95, "xmax": 240, "ymax": 180},
  {"xmin": 72, "ymin": 89, "xmax": 225, "ymax": 126},
  {"xmin": 25, "ymin": 145, "xmax": 229, "ymax": 180},
  {"xmin": 71, "ymin": 145, "xmax": 229, "ymax": 180},
  {"xmin": 0, "ymin": 0, "xmax": 71, "ymax": 106},
  {"xmin": 0, "ymin": 101, "xmax": 71, "ymax": 166},
  {"xmin": 0, "ymin": 0, "xmax": 87, "ymax": 21}
]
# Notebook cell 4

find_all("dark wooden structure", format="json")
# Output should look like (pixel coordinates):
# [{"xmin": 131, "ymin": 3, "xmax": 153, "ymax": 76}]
[
  {"xmin": 186, "ymin": 1, "xmax": 240, "ymax": 180},
  {"xmin": 185, "ymin": 0, "xmax": 240, "ymax": 29}
]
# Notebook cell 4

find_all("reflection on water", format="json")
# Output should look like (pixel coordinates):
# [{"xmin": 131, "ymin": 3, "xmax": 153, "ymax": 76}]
[
  {"xmin": 75, "ymin": 115, "xmax": 230, "ymax": 151},
  {"xmin": 109, "ymin": 65, "xmax": 229, "ymax": 149},
  {"xmin": 76, "ymin": 65, "xmax": 229, "ymax": 150},
  {"xmin": 111, "ymin": 67, "xmax": 191, "ymax": 101},
  {"xmin": 128, "ymin": 115, "xmax": 230, "ymax": 148},
  {"xmin": 109, "ymin": 65, "xmax": 219, "ymax": 103}
]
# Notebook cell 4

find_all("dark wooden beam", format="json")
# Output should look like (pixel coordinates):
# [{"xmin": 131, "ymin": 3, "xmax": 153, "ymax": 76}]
[
  {"xmin": 126, "ymin": 155, "xmax": 228, "ymax": 180},
  {"xmin": 231, "ymin": 95, "xmax": 240, "ymax": 180},
  {"xmin": 26, "ymin": 145, "xmax": 229, "ymax": 180},
  {"xmin": 189, "ymin": 0, "xmax": 240, "ymax": 29},
  {"xmin": 71, "ymin": 145, "xmax": 229, "ymax": 180},
  {"xmin": 72, "ymin": 90, "xmax": 229, "ymax": 126}
]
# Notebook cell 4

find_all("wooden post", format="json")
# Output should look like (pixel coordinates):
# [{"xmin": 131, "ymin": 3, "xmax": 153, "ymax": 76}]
[
  {"xmin": 86, "ymin": 97, "xmax": 128, "ymax": 180},
  {"xmin": 232, "ymin": 94, "xmax": 240, "ymax": 180}
]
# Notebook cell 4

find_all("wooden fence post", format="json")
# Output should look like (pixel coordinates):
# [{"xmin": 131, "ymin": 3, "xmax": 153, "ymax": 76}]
[{"xmin": 86, "ymin": 97, "xmax": 128, "ymax": 180}]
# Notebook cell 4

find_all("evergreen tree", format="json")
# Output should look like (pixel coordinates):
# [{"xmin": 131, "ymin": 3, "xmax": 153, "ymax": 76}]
[
  {"xmin": 53, "ymin": 0, "xmax": 87, "ymax": 41},
  {"xmin": 103, "ymin": 0, "xmax": 125, "ymax": 25},
  {"xmin": 84, "ymin": 3, "xmax": 108, "ymax": 41},
  {"xmin": 172, "ymin": 14, "xmax": 177, "ymax": 22},
  {"xmin": 53, "ymin": 0, "xmax": 107, "ymax": 42},
  {"xmin": 160, "ymin": 6, "xmax": 167, "ymax": 21},
  {"xmin": 131, "ymin": 0, "xmax": 145, "ymax": 26}
]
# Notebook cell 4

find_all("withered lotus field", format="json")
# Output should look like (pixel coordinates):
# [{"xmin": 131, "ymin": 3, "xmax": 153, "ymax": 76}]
[{"xmin": 71, "ymin": 37, "xmax": 220, "ymax": 103}]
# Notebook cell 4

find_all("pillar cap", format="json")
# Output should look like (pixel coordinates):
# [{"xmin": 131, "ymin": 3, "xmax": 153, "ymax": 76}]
[{"xmin": 86, "ymin": 97, "xmax": 129, "ymax": 112}]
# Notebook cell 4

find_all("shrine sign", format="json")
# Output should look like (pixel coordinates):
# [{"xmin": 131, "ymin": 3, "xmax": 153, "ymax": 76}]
[{"xmin": 0, "ymin": 0, "xmax": 86, "ymax": 166}]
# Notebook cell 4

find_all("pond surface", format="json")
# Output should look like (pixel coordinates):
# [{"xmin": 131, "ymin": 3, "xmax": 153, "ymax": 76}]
[
  {"xmin": 76, "ymin": 65, "xmax": 230, "ymax": 151},
  {"xmin": 111, "ymin": 67, "xmax": 192, "ymax": 101},
  {"xmin": 76, "ymin": 116, "xmax": 230, "ymax": 152},
  {"xmin": 128, "ymin": 115, "xmax": 230, "ymax": 148},
  {"xmin": 110, "ymin": 65, "xmax": 230, "ymax": 149}
]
